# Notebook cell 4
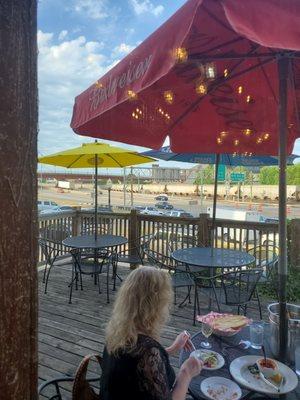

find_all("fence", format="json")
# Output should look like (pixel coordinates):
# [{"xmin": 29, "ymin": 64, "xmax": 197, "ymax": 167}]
[{"xmin": 37, "ymin": 209, "xmax": 287, "ymax": 267}]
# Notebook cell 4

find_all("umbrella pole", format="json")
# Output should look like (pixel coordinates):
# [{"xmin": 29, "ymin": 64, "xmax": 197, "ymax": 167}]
[
  {"xmin": 278, "ymin": 56, "xmax": 288, "ymax": 362},
  {"xmin": 95, "ymin": 154, "xmax": 98, "ymax": 241},
  {"xmin": 211, "ymin": 154, "xmax": 220, "ymax": 250}
]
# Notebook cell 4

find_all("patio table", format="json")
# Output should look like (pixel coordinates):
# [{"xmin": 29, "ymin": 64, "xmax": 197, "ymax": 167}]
[
  {"xmin": 179, "ymin": 325, "xmax": 299, "ymax": 399},
  {"xmin": 63, "ymin": 234, "xmax": 128, "ymax": 285},
  {"xmin": 171, "ymin": 247, "xmax": 255, "ymax": 270}
]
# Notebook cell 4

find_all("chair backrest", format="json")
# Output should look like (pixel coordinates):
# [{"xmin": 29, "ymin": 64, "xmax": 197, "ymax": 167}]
[
  {"xmin": 221, "ymin": 269, "xmax": 263, "ymax": 305},
  {"xmin": 38, "ymin": 237, "xmax": 58, "ymax": 263},
  {"xmin": 247, "ymin": 245, "xmax": 278, "ymax": 277},
  {"xmin": 168, "ymin": 235, "xmax": 202, "ymax": 254},
  {"xmin": 72, "ymin": 354, "xmax": 102, "ymax": 400},
  {"xmin": 144, "ymin": 248, "xmax": 174, "ymax": 272},
  {"xmin": 39, "ymin": 224, "xmax": 71, "ymax": 243},
  {"xmin": 71, "ymin": 248, "xmax": 112, "ymax": 274}
]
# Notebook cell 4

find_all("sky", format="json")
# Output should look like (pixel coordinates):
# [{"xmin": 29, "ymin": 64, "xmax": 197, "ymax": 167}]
[{"xmin": 37, "ymin": 0, "xmax": 299, "ymax": 173}]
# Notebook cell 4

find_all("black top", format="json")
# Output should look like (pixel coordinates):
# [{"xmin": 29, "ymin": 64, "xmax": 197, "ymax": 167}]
[
  {"xmin": 171, "ymin": 247, "xmax": 255, "ymax": 269},
  {"xmin": 100, "ymin": 334, "xmax": 176, "ymax": 400},
  {"xmin": 62, "ymin": 234, "xmax": 128, "ymax": 249}
]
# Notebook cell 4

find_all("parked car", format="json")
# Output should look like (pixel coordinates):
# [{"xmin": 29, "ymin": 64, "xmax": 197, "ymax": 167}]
[
  {"xmin": 166, "ymin": 210, "xmax": 193, "ymax": 218},
  {"xmin": 155, "ymin": 201, "xmax": 173, "ymax": 210},
  {"xmin": 38, "ymin": 200, "xmax": 60, "ymax": 212},
  {"xmin": 140, "ymin": 206, "xmax": 163, "ymax": 216},
  {"xmin": 155, "ymin": 194, "xmax": 168, "ymax": 201},
  {"xmin": 59, "ymin": 206, "xmax": 76, "ymax": 212}
]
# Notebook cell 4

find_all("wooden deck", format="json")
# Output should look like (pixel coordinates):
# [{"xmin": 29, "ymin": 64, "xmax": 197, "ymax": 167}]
[{"xmin": 38, "ymin": 263, "xmax": 270, "ymax": 399}]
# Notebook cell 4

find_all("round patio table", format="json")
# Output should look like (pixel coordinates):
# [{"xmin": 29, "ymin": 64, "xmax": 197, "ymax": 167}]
[
  {"xmin": 179, "ymin": 325, "xmax": 300, "ymax": 400},
  {"xmin": 62, "ymin": 234, "xmax": 128, "ymax": 249},
  {"xmin": 171, "ymin": 247, "xmax": 255, "ymax": 269}
]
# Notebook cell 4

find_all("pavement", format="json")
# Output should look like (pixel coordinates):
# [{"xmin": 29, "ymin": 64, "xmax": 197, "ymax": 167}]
[{"xmin": 38, "ymin": 184, "xmax": 300, "ymax": 219}]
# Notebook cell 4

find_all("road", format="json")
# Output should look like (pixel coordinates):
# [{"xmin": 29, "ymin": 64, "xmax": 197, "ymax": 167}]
[{"xmin": 38, "ymin": 185, "xmax": 300, "ymax": 219}]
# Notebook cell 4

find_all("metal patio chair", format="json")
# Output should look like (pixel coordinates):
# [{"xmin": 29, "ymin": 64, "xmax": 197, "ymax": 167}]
[
  {"xmin": 113, "ymin": 235, "xmax": 154, "ymax": 288},
  {"xmin": 194, "ymin": 268, "xmax": 263, "ymax": 324},
  {"xmin": 38, "ymin": 354, "xmax": 102, "ymax": 400},
  {"xmin": 145, "ymin": 248, "xmax": 195, "ymax": 309},
  {"xmin": 69, "ymin": 248, "xmax": 113, "ymax": 304},
  {"xmin": 38, "ymin": 237, "xmax": 73, "ymax": 294}
]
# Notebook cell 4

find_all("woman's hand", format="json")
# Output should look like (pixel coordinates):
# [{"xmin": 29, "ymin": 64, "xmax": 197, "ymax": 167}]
[
  {"xmin": 180, "ymin": 356, "xmax": 203, "ymax": 380},
  {"xmin": 166, "ymin": 331, "xmax": 194, "ymax": 355}
]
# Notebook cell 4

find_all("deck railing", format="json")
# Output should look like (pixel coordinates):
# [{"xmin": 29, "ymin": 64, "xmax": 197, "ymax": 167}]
[{"xmin": 38, "ymin": 209, "xmax": 281, "ymax": 266}]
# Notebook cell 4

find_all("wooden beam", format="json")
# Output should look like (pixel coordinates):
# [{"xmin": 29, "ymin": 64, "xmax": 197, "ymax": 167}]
[{"xmin": 0, "ymin": 1, "xmax": 38, "ymax": 399}]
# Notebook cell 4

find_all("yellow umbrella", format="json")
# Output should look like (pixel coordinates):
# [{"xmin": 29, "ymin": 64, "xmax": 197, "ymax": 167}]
[{"xmin": 39, "ymin": 141, "xmax": 154, "ymax": 239}]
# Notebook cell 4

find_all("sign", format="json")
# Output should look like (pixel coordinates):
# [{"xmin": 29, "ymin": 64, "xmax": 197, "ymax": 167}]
[
  {"xmin": 230, "ymin": 172, "xmax": 245, "ymax": 182},
  {"xmin": 217, "ymin": 164, "xmax": 226, "ymax": 181}
]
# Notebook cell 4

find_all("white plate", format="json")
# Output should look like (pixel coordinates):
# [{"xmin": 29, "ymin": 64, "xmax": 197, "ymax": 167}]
[
  {"xmin": 190, "ymin": 349, "xmax": 225, "ymax": 370},
  {"xmin": 201, "ymin": 376, "xmax": 242, "ymax": 400},
  {"xmin": 230, "ymin": 355, "xmax": 299, "ymax": 395}
]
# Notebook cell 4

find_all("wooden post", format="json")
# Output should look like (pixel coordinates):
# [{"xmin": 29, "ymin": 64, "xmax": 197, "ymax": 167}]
[
  {"xmin": 0, "ymin": 1, "xmax": 38, "ymax": 399},
  {"xmin": 198, "ymin": 213, "xmax": 210, "ymax": 247},
  {"xmin": 72, "ymin": 207, "xmax": 82, "ymax": 236},
  {"xmin": 129, "ymin": 209, "xmax": 139, "ymax": 269},
  {"xmin": 290, "ymin": 219, "xmax": 300, "ymax": 269}
]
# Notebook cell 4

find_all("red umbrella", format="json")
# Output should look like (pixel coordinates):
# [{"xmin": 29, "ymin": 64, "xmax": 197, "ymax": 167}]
[
  {"xmin": 71, "ymin": 0, "xmax": 300, "ymax": 362},
  {"xmin": 71, "ymin": 0, "xmax": 300, "ymax": 156}
]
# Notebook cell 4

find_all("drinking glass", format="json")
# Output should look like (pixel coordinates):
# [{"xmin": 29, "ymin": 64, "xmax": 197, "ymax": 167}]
[
  {"xmin": 295, "ymin": 344, "xmax": 300, "ymax": 376},
  {"xmin": 201, "ymin": 322, "xmax": 213, "ymax": 349},
  {"xmin": 249, "ymin": 321, "xmax": 264, "ymax": 349}
]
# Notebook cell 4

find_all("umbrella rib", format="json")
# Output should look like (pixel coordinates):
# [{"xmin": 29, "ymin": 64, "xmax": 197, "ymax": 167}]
[
  {"xmin": 105, "ymin": 153, "xmax": 125, "ymax": 168},
  {"xmin": 67, "ymin": 155, "xmax": 84, "ymax": 168}
]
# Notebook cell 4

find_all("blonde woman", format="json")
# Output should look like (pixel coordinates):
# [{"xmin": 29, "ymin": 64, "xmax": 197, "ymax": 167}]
[{"xmin": 100, "ymin": 266, "xmax": 203, "ymax": 400}]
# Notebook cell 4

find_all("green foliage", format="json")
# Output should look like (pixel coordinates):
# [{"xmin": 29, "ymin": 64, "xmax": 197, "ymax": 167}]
[
  {"xmin": 259, "ymin": 164, "xmax": 300, "ymax": 185},
  {"xmin": 259, "ymin": 266, "xmax": 300, "ymax": 302},
  {"xmin": 194, "ymin": 165, "xmax": 215, "ymax": 184}
]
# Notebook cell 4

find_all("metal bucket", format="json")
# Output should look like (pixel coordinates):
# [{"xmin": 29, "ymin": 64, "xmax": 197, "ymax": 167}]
[{"xmin": 268, "ymin": 302, "xmax": 300, "ymax": 364}]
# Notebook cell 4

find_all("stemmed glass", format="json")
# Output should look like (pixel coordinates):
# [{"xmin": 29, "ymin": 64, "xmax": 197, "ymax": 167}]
[{"xmin": 201, "ymin": 322, "xmax": 213, "ymax": 349}]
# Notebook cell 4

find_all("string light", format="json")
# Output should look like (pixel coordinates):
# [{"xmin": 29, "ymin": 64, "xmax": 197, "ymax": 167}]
[
  {"xmin": 127, "ymin": 90, "xmax": 137, "ymax": 100},
  {"xmin": 249, "ymin": 152, "xmax": 253, "ymax": 156},
  {"xmin": 263, "ymin": 133, "xmax": 270, "ymax": 140},
  {"xmin": 238, "ymin": 86, "xmax": 243, "ymax": 94},
  {"xmin": 174, "ymin": 47, "xmax": 188, "ymax": 63},
  {"xmin": 164, "ymin": 91, "xmax": 174, "ymax": 104},
  {"xmin": 217, "ymin": 138, "xmax": 223, "ymax": 145},
  {"xmin": 196, "ymin": 82, "xmax": 207, "ymax": 95},
  {"xmin": 246, "ymin": 95, "xmax": 251, "ymax": 103},
  {"xmin": 157, "ymin": 107, "xmax": 171, "ymax": 121},
  {"xmin": 220, "ymin": 131, "xmax": 228, "ymax": 138},
  {"xmin": 95, "ymin": 80, "xmax": 103, "ymax": 88},
  {"xmin": 224, "ymin": 69, "xmax": 228, "ymax": 78},
  {"xmin": 205, "ymin": 63, "xmax": 216, "ymax": 79},
  {"xmin": 243, "ymin": 128, "xmax": 252, "ymax": 136},
  {"xmin": 234, "ymin": 139, "xmax": 239, "ymax": 146},
  {"xmin": 256, "ymin": 137, "xmax": 263, "ymax": 144},
  {"xmin": 233, "ymin": 152, "xmax": 237, "ymax": 157}
]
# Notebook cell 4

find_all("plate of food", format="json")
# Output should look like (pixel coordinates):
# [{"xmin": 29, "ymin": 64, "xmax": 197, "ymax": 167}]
[
  {"xmin": 197, "ymin": 312, "xmax": 250, "ymax": 337},
  {"xmin": 201, "ymin": 376, "xmax": 242, "ymax": 400},
  {"xmin": 230, "ymin": 355, "xmax": 299, "ymax": 395},
  {"xmin": 190, "ymin": 349, "xmax": 225, "ymax": 370}
]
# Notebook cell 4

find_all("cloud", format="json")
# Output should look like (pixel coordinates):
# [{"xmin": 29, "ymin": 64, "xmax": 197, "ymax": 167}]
[
  {"xmin": 73, "ymin": 0, "xmax": 109, "ymax": 20},
  {"xmin": 37, "ymin": 30, "xmax": 114, "ymax": 155},
  {"xmin": 58, "ymin": 30, "xmax": 68, "ymax": 41},
  {"xmin": 113, "ymin": 43, "xmax": 135, "ymax": 56},
  {"xmin": 129, "ymin": 0, "xmax": 164, "ymax": 16}
]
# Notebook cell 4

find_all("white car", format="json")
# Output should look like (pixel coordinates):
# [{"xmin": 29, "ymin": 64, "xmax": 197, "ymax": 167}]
[
  {"xmin": 38, "ymin": 200, "xmax": 60, "ymax": 212},
  {"xmin": 140, "ymin": 206, "xmax": 163, "ymax": 216}
]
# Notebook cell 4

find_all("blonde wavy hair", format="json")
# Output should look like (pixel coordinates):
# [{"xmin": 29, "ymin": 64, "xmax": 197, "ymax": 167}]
[{"xmin": 106, "ymin": 266, "xmax": 173, "ymax": 354}]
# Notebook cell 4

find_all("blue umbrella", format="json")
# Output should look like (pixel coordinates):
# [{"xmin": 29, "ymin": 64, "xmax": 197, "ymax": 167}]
[{"xmin": 142, "ymin": 147, "xmax": 298, "ymax": 166}]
